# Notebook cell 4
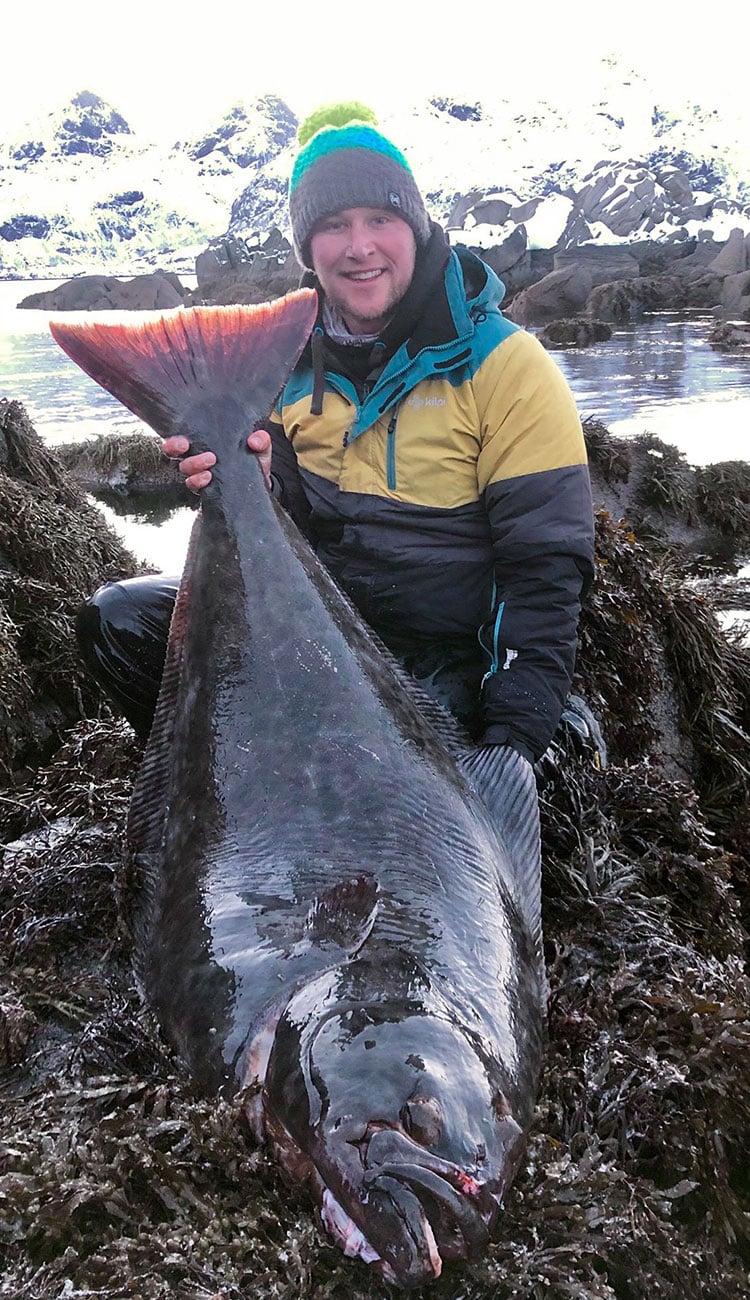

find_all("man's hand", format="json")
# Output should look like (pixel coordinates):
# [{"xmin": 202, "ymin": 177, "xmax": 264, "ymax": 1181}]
[{"xmin": 163, "ymin": 429, "xmax": 273, "ymax": 492}]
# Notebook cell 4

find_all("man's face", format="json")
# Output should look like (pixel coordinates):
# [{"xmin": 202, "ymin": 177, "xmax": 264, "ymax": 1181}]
[{"xmin": 310, "ymin": 207, "xmax": 417, "ymax": 336}]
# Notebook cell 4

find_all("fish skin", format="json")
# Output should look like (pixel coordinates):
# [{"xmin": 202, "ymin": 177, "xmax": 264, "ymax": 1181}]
[{"xmin": 50, "ymin": 296, "xmax": 547, "ymax": 1289}]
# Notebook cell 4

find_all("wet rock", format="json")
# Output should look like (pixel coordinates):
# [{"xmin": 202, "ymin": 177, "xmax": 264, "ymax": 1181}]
[
  {"xmin": 507, "ymin": 265, "xmax": 596, "ymax": 324},
  {"xmin": 538, "ymin": 318, "xmax": 612, "ymax": 348},
  {"xmin": 509, "ymin": 248, "xmax": 640, "ymax": 324},
  {"xmin": 585, "ymin": 274, "xmax": 689, "ymax": 321},
  {"xmin": 18, "ymin": 272, "xmax": 189, "ymax": 311},
  {"xmin": 717, "ymin": 270, "xmax": 750, "ymax": 319},
  {"xmin": 709, "ymin": 320, "xmax": 750, "ymax": 348},
  {"xmin": 706, "ymin": 226, "xmax": 750, "ymax": 276}
]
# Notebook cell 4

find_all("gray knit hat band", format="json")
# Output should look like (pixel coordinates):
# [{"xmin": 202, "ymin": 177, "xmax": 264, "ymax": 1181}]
[{"xmin": 290, "ymin": 147, "xmax": 431, "ymax": 268}]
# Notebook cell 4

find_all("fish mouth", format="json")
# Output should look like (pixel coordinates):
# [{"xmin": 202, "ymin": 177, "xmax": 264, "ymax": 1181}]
[
  {"xmin": 319, "ymin": 1125, "xmax": 497, "ymax": 1288},
  {"xmin": 260, "ymin": 1104, "xmax": 498, "ymax": 1288},
  {"xmin": 365, "ymin": 1126, "xmax": 492, "ymax": 1268}
]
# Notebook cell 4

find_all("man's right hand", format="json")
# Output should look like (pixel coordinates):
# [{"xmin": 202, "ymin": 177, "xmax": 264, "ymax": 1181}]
[{"xmin": 163, "ymin": 429, "xmax": 273, "ymax": 492}]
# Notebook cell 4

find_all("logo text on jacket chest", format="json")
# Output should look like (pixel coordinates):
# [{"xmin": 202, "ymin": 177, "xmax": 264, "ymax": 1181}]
[{"xmin": 405, "ymin": 394, "xmax": 447, "ymax": 409}]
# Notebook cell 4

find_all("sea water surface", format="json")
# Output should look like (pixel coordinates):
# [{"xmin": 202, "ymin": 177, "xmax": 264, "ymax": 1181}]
[{"xmin": 1, "ymin": 279, "xmax": 749, "ymax": 572}]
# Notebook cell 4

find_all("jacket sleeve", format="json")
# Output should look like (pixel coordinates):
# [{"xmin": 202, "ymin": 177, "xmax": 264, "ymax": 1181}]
[{"xmin": 473, "ymin": 330, "xmax": 595, "ymax": 762}]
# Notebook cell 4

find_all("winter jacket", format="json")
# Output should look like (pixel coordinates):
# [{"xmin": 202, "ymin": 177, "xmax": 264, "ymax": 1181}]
[{"xmin": 269, "ymin": 243, "xmax": 594, "ymax": 763}]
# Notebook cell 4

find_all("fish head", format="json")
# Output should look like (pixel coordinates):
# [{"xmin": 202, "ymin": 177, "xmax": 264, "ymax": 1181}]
[{"xmin": 256, "ymin": 966, "xmax": 527, "ymax": 1288}]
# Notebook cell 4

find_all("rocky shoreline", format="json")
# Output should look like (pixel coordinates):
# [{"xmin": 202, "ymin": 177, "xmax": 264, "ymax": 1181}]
[{"xmin": 17, "ymin": 217, "xmax": 750, "ymax": 345}]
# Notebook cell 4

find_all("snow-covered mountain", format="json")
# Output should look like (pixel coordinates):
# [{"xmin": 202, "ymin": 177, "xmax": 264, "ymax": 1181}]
[
  {"xmin": 0, "ymin": 91, "xmax": 295, "ymax": 278},
  {"xmin": 1, "ymin": 67, "xmax": 749, "ymax": 280}
]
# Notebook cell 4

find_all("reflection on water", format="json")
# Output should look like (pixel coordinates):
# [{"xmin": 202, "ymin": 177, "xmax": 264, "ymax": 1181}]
[
  {"xmin": 94, "ymin": 497, "xmax": 196, "ymax": 574},
  {"xmin": 553, "ymin": 312, "xmax": 750, "ymax": 465},
  {"xmin": 0, "ymin": 280, "xmax": 154, "ymax": 445}
]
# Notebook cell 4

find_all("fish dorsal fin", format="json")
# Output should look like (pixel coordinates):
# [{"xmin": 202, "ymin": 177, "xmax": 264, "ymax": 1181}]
[
  {"xmin": 50, "ymin": 293, "xmax": 318, "ymax": 448},
  {"xmin": 127, "ymin": 515, "xmax": 201, "ymax": 872},
  {"xmin": 459, "ymin": 745, "xmax": 545, "ymax": 972}
]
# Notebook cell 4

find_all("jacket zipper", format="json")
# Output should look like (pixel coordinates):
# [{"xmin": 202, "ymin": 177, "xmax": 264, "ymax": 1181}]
[{"xmin": 386, "ymin": 409, "xmax": 398, "ymax": 490}]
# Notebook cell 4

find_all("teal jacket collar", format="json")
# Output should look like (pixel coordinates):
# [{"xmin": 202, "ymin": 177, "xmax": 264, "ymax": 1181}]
[{"xmin": 286, "ymin": 242, "xmax": 509, "ymax": 439}]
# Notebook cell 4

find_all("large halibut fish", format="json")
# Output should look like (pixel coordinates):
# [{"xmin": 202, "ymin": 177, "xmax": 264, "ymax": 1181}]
[{"xmin": 51, "ymin": 295, "xmax": 547, "ymax": 1289}]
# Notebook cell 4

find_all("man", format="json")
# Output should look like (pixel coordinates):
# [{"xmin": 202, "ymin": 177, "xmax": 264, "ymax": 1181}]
[{"xmin": 77, "ymin": 103, "xmax": 595, "ymax": 770}]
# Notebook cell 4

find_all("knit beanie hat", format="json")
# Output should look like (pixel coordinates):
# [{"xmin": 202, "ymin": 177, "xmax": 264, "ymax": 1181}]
[{"xmin": 289, "ymin": 102, "xmax": 431, "ymax": 269}]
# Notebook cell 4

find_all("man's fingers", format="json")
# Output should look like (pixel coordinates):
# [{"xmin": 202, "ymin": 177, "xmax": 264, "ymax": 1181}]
[
  {"xmin": 178, "ymin": 451, "xmax": 216, "ymax": 478},
  {"xmin": 248, "ymin": 429, "xmax": 272, "ymax": 490},
  {"xmin": 164, "ymin": 435, "xmax": 271, "ymax": 494},
  {"xmin": 247, "ymin": 429, "xmax": 272, "ymax": 453},
  {"xmin": 163, "ymin": 435, "xmax": 190, "ymax": 459},
  {"xmin": 185, "ymin": 470, "xmax": 213, "ymax": 492}
]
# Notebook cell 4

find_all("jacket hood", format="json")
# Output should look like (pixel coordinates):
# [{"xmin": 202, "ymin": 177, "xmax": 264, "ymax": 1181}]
[{"xmin": 451, "ymin": 244, "xmax": 507, "ymax": 319}]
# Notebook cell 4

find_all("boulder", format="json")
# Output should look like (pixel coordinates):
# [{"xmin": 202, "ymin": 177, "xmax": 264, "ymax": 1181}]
[
  {"xmin": 537, "ymin": 318, "xmax": 612, "ymax": 348},
  {"xmin": 707, "ymin": 227, "xmax": 749, "ymax": 276},
  {"xmin": 577, "ymin": 164, "xmax": 666, "ymax": 237},
  {"xmin": 718, "ymin": 270, "xmax": 750, "ymax": 319},
  {"xmin": 18, "ymin": 272, "xmax": 188, "ymax": 311},
  {"xmin": 465, "ymin": 194, "xmax": 516, "ymax": 225},
  {"xmin": 585, "ymin": 275, "xmax": 689, "ymax": 321},
  {"xmin": 196, "ymin": 229, "xmax": 302, "ymax": 304},
  {"xmin": 681, "ymin": 272, "xmax": 724, "ymax": 309},
  {"xmin": 506, "ymin": 265, "xmax": 596, "ymax": 324},
  {"xmin": 509, "ymin": 196, "xmax": 542, "ymax": 224},
  {"xmin": 508, "ymin": 247, "xmax": 641, "ymax": 324},
  {"xmin": 708, "ymin": 321, "xmax": 750, "ymax": 349},
  {"xmin": 445, "ymin": 191, "xmax": 483, "ymax": 229},
  {"xmin": 460, "ymin": 223, "xmax": 528, "ymax": 275},
  {"xmin": 553, "ymin": 246, "xmax": 641, "ymax": 280},
  {"xmin": 655, "ymin": 167, "xmax": 694, "ymax": 205}
]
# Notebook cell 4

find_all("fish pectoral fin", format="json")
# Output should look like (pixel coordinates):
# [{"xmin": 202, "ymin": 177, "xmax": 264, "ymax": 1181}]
[{"xmin": 304, "ymin": 873, "xmax": 379, "ymax": 955}]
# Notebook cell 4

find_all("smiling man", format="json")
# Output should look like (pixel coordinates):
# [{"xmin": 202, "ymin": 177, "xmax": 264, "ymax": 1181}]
[
  {"xmin": 309, "ymin": 207, "xmax": 416, "ymax": 335},
  {"xmin": 78, "ymin": 102, "xmax": 597, "ymax": 778}
]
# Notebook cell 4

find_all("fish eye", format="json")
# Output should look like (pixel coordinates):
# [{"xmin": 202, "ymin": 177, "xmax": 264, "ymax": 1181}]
[{"xmin": 401, "ymin": 1094, "xmax": 442, "ymax": 1146}]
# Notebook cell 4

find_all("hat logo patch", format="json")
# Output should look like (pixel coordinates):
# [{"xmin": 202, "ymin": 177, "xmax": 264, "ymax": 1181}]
[{"xmin": 388, "ymin": 192, "xmax": 402, "ymax": 208}]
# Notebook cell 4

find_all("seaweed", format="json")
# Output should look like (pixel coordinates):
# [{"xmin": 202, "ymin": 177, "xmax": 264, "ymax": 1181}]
[{"xmin": 0, "ymin": 401, "xmax": 140, "ymax": 777}]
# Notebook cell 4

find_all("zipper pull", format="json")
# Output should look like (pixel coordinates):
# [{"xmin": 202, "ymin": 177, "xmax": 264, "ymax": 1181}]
[{"xmin": 342, "ymin": 430, "xmax": 350, "ymax": 449}]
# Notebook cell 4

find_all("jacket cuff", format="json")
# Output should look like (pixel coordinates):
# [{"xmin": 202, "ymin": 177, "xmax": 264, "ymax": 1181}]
[{"xmin": 479, "ymin": 724, "xmax": 536, "ymax": 765}]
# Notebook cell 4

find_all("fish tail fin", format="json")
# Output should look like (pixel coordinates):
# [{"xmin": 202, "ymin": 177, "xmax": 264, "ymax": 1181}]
[{"xmin": 50, "ymin": 292, "xmax": 318, "ymax": 444}]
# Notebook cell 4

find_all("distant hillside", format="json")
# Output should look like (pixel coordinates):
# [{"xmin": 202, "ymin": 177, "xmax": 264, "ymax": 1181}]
[{"xmin": 1, "ymin": 66, "xmax": 749, "ymax": 280}]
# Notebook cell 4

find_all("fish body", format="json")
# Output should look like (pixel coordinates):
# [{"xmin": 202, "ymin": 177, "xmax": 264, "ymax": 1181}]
[{"xmin": 51, "ymin": 297, "xmax": 547, "ymax": 1288}]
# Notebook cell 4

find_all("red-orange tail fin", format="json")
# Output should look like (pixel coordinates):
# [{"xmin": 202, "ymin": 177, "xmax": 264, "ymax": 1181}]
[{"xmin": 50, "ymin": 292, "xmax": 317, "ymax": 441}]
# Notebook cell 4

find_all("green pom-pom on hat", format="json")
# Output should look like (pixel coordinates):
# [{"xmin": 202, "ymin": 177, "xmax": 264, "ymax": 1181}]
[{"xmin": 297, "ymin": 101, "xmax": 378, "ymax": 148}]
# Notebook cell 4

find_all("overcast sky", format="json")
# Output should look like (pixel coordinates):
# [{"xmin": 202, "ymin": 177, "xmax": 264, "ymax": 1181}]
[{"xmin": 2, "ymin": 0, "xmax": 748, "ymax": 143}]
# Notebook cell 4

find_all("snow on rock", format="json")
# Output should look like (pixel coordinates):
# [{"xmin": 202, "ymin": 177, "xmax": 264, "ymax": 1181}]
[{"xmin": 2, "ymin": 61, "xmax": 750, "ymax": 281}]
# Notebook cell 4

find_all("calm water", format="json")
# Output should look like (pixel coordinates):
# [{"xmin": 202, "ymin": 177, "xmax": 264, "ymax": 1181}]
[{"xmin": 1, "ymin": 279, "xmax": 749, "ymax": 572}]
